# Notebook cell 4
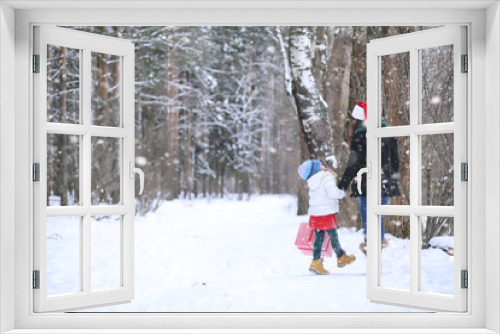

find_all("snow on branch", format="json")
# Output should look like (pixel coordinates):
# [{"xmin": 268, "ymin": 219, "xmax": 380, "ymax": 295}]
[{"xmin": 276, "ymin": 26, "xmax": 293, "ymax": 96}]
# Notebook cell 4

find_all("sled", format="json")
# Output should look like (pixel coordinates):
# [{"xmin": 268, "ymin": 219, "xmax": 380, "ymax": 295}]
[{"xmin": 295, "ymin": 222, "xmax": 333, "ymax": 257}]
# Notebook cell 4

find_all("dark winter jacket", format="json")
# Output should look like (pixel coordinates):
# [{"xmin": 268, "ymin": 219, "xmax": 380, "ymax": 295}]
[{"xmin": 338, "ymin": 121, "xmax": 401, "ymax": 198}]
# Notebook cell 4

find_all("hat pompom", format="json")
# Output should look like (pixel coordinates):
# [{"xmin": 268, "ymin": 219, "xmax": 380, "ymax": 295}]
[{"xmin": 352, "ymin": 101, "xmax": 367, "ymax": 121}]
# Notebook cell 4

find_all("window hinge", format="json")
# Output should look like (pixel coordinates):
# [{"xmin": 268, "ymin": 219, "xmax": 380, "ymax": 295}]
[
  {"xmin": 461, "ymin": 54, "xmax": 468, "ymax": 73},
  {"xmin": 33, "ymin": 163, "xmax": 40, "ymax": 182},
  {"xmin": 461, "ymin": 162, "xmax": 468, "ymax": 181},
  {"xmin": 33, "ymin": 54, "xmax": 40, "ymax": 73},
  {"xmin": 33, "ymin": 270, "xmax": 40, "ymax": 289},
  {"xmin": 461, "ymin": 270, "xmax": 468, "ymax": 289}
]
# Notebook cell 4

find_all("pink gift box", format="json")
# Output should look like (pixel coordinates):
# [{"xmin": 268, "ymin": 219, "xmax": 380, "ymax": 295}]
[{"xmin": 294, "ymin": 222, "xmax": 333, "ymax": 257}]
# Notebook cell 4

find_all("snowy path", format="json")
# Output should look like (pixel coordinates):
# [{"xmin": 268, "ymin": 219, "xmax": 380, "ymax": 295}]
[{"xmin": 46, "ymin": 195, "xmax": 454, "ymax": 312}]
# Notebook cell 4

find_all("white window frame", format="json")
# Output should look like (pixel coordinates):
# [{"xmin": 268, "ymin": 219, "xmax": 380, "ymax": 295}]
[
  {"xmin": 0, "ymin": 1, "xmax": 498, "ymax": 333},
  {"xmin": 33, "ymin": 25, "xmax": 136, "ymax": 312},
  {"xmin": 366, "ymin": 26, "xmax": 468, "ymax": 312}
]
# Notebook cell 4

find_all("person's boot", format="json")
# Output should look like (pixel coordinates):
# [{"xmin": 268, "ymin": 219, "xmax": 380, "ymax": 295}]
[
  {"xmin": 309, "ymin": 258, "xmax": 329, "ymax": 275},
  {"xmin": 360, "ymin": 239, "xmax": 389, "ymax": 256},
  {"xmin": 359, "ymin": 242, "xmax": 367, "ymax": 256},
  {"xmin": 338, "ymin": 253, "xmax": 356, "ymax": 268}
]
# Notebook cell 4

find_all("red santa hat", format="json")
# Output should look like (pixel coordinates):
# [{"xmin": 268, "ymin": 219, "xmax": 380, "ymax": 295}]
[{"xmin": 352, "ymin": 101, "xmax": 367, "ymax": 121}]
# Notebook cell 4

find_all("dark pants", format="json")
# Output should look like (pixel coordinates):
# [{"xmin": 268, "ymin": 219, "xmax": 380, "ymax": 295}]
[
  {"xmin": 357, "ymin": 196, "xmax": 390, "ymax": 242},
  {"xmin": 313, "ymin": 228, "xmax": 345, "ymax": 260}
]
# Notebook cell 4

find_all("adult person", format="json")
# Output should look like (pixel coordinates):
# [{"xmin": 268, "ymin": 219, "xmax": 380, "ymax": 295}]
[{"xmin": 337, "ymin": 101, "xmax": 401, "ymax": 255}]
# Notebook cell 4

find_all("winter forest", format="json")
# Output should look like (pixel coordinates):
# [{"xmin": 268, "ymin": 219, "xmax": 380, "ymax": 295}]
[{"xmin": 47, "ymin": 26, "xmax": 454, "ymax": 245}]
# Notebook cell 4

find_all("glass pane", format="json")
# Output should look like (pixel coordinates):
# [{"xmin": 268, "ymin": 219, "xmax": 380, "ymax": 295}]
[
  {"xmin": 91, "ymin": 137, "xmax": 121, "ymax": 205},
  {"xmin": 421, "ymin": 45, "xmax": 454, "ymax": 124},
  {"xmin": 47, "ymin": 45, "xmax": 80, "ymax": 124},
  {"xmin": 92, "ymin": 52, "xmax": 121, "ymax": 127},
  {"xmin": 380, "ymin": 136, "xmax": 410, "ymax": 205},
  {"xmin": 47, "ymin": 216, "xmax": 81, "ymax": 295},
  {"xmin": 380, "ymin": 215, "xmax": 411, "ymax": 291},
  {"xmin": 421, "ymin": 216, "xmax": 454, "ymax": 295},
  {"xmin": 421, "ymin": 133, "xmax": 454, "ymax": 206},
  {"xmin": 381, "ymin": 52, "xmax": 410, "ymax": 127},
  {"xmin": 91, "ymin": 215, "xmax": 121, "ymax": 291},
  {"xmin": 47, "ymin": 134, "xmax": 80, "ymax": 206}
]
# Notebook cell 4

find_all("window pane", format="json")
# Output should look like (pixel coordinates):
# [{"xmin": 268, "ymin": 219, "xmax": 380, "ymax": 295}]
[
  {"xmin": 91, "ymin": 215, "xmax": 121, "ymax": 291},
  {"xmin": 47, "ymin": 45, "xmax": 80, "ymax": 124},
  {"xmin": 47, "ymin": 134, "xmax": 80, "ymax": 206},
  {"xmin": 421, "ymin": 45, "xmax": 454, "ymax": 124},
  {"xmin": 421, "ymin": 133, "xmax": 454, "ymax": 206},
  {"xmin": 47, "ymin": 216, "xmax": 81, "ymax": 295},
  {"xmin": 381, "ymin": 52, "xmax": 410, "ymax": 127},
  {"xmin": 380, "ymin": 136, "xmax": 410, "ymax": 205},
  {"xmin": 420, "ymin": 216, "xmax": 454, "ymax": 295},
  {"xmin": 380, "ymin": 215, "xmax": 411, "ymax": 291},
  {"xmin": 91, "ymin": 137, "xmax": 121, "ymax": 205},
  {"xmin": 92, "ymin": 52, "xmax": 121, "ymax": 127}
]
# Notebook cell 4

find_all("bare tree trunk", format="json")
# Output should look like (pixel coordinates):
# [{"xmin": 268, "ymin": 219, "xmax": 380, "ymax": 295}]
[
  {"xmin": 97, "ymin": 27, "xmax": 110, "ymax": 127},
  {"xmin": 338, "ymin": 27, "xmax": 353, "ymax": 158},
  {"xmin": 297, "ymin": 129, "xmax": 310, "ymax": 215},
  {"xmin": 324, "ymin": 27, "xmax": 339, "ymax": 128},
  {"xmin": 276, "ymin": 26, "xmax": 292, "ymax": 95},
  {"xmin": 209, "ymin": 174, "xmax": 214, "ymax": 197},
  {"xmin": 185, "ymin": 72, "xmax": 193, "ymax": 200},
  {"xmin": 220, "ymin": 166, "xmax": 225, "ymax": 198},
  {"xmin": 313, "ymin": 26, "xmax": 326, "ymax": 91},
  {"xmin": 164, "ymin": 28, "xmax": 180, "ymax": 200},
  {"xmin": 288, "ymin": 26, "xmax": 335, "ymax": 169},
  {"xmin": 321, "ymin": 27, "xmax": 357, "ymax": 227},
  {"xmin": 93, "ymin": 30, "xmax": 113, "ymax": 204},
  {"xmin": 276, "ymin": 27, "xmax": 313, "ymax": 214},
  {"xmin": 324, "ymin": 27, "xmax": 353, "ymax": 170}
]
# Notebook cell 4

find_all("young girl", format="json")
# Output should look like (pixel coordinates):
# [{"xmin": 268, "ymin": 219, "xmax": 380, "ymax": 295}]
[{"xmin": 298, "ymin": 159, "xmax": 356, "ymax": 274}]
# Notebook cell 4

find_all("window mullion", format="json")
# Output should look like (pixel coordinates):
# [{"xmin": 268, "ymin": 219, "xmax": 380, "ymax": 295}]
[
  {"xmin": 90, "ymin": 205, "xmax": 129, "ymax": 216},
  {"xmin": 82, "ymin": 47, "xmax": 92, "ymax": 295},
  {"xmin": 409, "ymin": 47, "xmax": 420, "ymax": 295}
]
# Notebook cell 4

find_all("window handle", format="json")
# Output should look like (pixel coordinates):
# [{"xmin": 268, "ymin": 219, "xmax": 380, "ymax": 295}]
[
  {"xmin": 356, "ymin": 162, "xmax": 371, "ymax": 195},
  {"xmin": 129, "ymin": 161, "xmax": 144, "ymax": 195}
]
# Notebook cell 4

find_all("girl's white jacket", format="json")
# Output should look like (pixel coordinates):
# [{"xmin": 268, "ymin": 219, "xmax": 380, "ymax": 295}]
[{"xmin": 307, "ymin": 171, "xmax": 346, "ymax": 216}]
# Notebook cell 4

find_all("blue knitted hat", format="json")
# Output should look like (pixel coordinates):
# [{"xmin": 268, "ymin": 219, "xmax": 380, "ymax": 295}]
[{"xmin": 297, "ymin": 160, "xmax": 322, "ymax": 180}]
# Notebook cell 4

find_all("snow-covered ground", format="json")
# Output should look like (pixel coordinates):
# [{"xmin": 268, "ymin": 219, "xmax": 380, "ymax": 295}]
[{"xmin": 46, "ymin": 195, "xmax": 455, "ymax": 312}]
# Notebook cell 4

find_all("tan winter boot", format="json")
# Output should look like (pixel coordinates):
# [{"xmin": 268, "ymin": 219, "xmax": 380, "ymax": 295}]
[
  {"xmin": 309, "ymin": 258, "xmax": 329, "ymax": 275},
  {"xmin": 338, "ymin": 253, "xmax": 356, "ymax": 268}
]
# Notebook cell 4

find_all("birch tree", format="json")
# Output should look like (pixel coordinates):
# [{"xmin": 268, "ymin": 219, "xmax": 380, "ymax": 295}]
[{"xmin": 288, "ymin": 26, "xmax": 335, "ymax": 169}]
